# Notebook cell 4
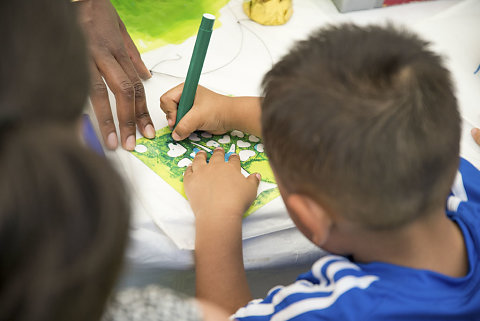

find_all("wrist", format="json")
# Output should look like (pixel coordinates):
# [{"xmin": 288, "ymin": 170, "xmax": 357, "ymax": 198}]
[
  {"xmin": 223, "ymin": 95, "xmax": 239, "ymax": 132},
  {"xmin": 226, "ymin": 97, "xmax": 262, "ymax": 136}
]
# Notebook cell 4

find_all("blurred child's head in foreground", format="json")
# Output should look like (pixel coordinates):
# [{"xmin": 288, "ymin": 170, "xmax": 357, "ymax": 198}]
[{"xmin": 0, "ymin": 1, "xmax": 130, "ymax": 321}]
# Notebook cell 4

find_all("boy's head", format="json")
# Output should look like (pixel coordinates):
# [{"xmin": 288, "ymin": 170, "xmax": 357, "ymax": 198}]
[
  {"xmin": 261, "ymin": 24, "xmax": 460, "ymax": 233},
  {"xmin": 0, "ymin": 1, "xmax": 130, "ymax": 321}
]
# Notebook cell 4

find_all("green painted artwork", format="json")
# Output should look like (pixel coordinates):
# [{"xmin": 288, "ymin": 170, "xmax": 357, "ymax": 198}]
[
  {"xmin": 131, "ymin": 126, "xmax": 280, "ymax": 216},
  {"xmin": 112, "ymin": 0, "xmax": 229, "ymax": 53}
]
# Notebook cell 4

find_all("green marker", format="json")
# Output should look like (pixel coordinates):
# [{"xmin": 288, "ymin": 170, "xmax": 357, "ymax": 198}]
[{"xmin": 175, "ymin": 13, "xmax": 215, "ymax": 127}]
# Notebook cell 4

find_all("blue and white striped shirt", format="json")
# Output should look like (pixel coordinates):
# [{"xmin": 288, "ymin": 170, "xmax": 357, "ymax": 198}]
[{"xmin": 233, "ymin": 158, "xmax": 480, "ymax": 320}]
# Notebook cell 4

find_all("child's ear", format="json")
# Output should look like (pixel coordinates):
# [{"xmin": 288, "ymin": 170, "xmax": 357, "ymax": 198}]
[{"xmin": 285, "ymin": 194, "xmax": 332, "ymax": 247}]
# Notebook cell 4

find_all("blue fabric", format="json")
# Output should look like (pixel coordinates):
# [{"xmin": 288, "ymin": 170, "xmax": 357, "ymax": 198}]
[{"xmin": 233, "ymin": 158, "xmax": 480, "ymax": 320}]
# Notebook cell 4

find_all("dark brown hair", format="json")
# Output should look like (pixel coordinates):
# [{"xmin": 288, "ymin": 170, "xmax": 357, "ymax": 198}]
[
  {"xmin": 261, "ymin": 24, "xmax": 460, "ymax": 229},
  {"xmin": 0, "ymin": 1, "xmax": 130, "ymax": 321}
]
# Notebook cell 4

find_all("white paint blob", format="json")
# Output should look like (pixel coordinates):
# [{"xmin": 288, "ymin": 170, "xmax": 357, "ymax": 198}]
[
  {"xmin": 134, "ymin": 144, "xmax": 147, "ymax": 153},
  {"xmin": 218, "ymin": 135, "xmax": 231, "ymax": 144},
  {"xmin": 237, "ymin": 140, "xmax": 251, "ymax": 148},
  {"xmin": 206, "ymin": 140, "xmax": 220, "ymax": 148},
  {"xmin": 188, "ymin": 133, "xmax": 201, "ymax": 141},
  {"xmin": 249, "ymin": 135, "xmax": 260, "ymax": 142},
  {"xmin": 239, "ymin": 150, "xmax": 256, "ymax": 161},
  {"xmin": 201, "ymin": 132, "xmax": 212, "ymax": 138},
  {"xmin": 178, "ymin": 158, "xmax": 192, "ymax": 168},
  {"xmin": 167, "ymin": 143, "xmax": 187, "ymax": 157},
  {"xmin": 231, "ymin": 130, "xmax": 244, "ymax": 138},
  {"xmin": 255, "ymin": 144, "xmax": 264, "ymax": 153}
]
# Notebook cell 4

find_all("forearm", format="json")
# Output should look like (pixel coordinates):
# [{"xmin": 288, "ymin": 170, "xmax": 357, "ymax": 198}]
[
  {"xmin": 227, "ymin": 97, "xmax": 262, "ymax": 137},
  {"xmin": 195, "ymin": 211, "xmax": 252, "ymax": 314}
]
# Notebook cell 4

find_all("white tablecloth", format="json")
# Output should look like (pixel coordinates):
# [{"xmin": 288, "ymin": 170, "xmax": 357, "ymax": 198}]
[{"xmin": 88, "ymin": 0, "xmax": 479, "ymax": 281}]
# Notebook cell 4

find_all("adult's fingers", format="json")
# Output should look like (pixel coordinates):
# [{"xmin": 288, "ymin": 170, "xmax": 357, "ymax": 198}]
[
  {"xmin": 89, "ymin": 60, "xmax": 118, "ymax": 150},
  {"xmin": 210, "ymin": 147, "xmax": 225, "ymax": 164},
  {"xmin": 472, "ymin": 128, "xmax": 480, "ymax": 146},
  {"xmin": 118, "ymin": 15, "xmax": 152, "ymax": 80},
  {"xmin": 160, "ymin": 83, "xmax": 184, "ymax": 129},
  {"xmin": 96, "ymin": 52, "xmax": 137, "ymax": 150},
  {"xmin": 115, "ymin": 49, "xmax": 155, "ymax": 140},
  {"xmin": 192, "ymin": 150, "xmax": 208, "ymax": 171}
]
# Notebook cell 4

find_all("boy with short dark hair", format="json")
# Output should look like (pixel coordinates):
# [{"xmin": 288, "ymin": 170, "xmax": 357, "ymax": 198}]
[{"xmin": 162, "ymin": 24, "xmax": 480, "ymax": 319}]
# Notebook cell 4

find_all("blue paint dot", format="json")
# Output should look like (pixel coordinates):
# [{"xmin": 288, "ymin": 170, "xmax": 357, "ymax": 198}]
[{"xmin": 225, "ymin": 152, "xmax": 234, "ymax": 161}]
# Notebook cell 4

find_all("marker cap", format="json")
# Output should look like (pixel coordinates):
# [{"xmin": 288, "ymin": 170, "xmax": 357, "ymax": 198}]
[{"xmin": 200, "ymin": 13, "xmax": 215, "ymax": 31}]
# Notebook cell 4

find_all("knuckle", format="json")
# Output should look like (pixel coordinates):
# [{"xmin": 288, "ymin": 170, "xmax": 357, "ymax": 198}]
[
  {"xmin": 133, "ymin": 81, "xmax": 146, "ymax": 99},
  {"xmin": 135, "ymin": 111, "xmax": 151, "ymax": 121},
  {"xmin": 124, "ymin": 120, "xmax": 136, "ymax": 128},
  {"xmin": 91, "ymin": 82, "xmax": 108, "ymax": 96},
  {"xmin": 159, "ymin": 94, "xmax": 168, "ymax": 106},
  {"xmin": 118, "ymin": 80, "xmax": 134, "ymax": 99},
  {"xmin": 113, "ymin": 47, "xmax": 129, "ymax": 59},
  {"xmin": 101, "ymin": 118, "xmax": 115, "ymax": 128}
]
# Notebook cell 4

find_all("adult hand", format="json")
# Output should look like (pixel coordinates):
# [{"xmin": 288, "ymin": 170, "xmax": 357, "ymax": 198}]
[{"xmin": 75, "ymin": 0, "xmax": 155, "ymax": 150}]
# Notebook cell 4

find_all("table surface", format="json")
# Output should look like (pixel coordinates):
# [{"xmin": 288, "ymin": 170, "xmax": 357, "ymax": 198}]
[{"xmin": 89, "ymin": 0, "xmax": 480, "ymax": 273}]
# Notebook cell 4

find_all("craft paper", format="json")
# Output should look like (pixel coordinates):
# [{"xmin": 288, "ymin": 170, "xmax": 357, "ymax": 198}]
[
  {"xmin": 131, "ymin": 126, "xmax": 280, "ymax": 216},
  {"xmin": 112, "ymin": 0, "xmax": 229, "ymax": 53}
]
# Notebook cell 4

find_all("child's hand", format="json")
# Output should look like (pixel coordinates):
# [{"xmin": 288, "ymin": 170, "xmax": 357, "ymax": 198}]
[
  {"xmin": 160, "ymin": 84, "xmax": 234, "ymax": 141},
  {"xmin": 472, "ymin": 128, "xmax": 480, "ymax": 146},
  {"xmin": 183, "ymin": 148, "xmax": 261, "ymax": 219}
]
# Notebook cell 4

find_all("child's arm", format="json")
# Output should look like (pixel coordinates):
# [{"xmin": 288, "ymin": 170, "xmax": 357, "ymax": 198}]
[
  {"xmin": 183, "ymin": 148, "xmax": 261, "ymax": 313},
  {"xmin": 160, "ymin": 84, "xmax": 262, "ymax": 141}
]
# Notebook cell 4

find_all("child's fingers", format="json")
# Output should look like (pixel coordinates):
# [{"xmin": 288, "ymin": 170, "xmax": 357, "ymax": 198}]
[
  {"xmin": 472, "ymin": 128, "xmax": 480, "ymax": 146},
  {"xmin": 192, "ymin": 150, "xmax": 208, "ymax": 171},
  {"xmin": 247, "ymin": 173, "xmax": 262, "ymax": 189},
  {"xmin": 184, "ymin": 164, "xmax": 193, "ymax": 178},
  {"xmin": 160, "ymin": 83, "xmax": 184, "ymax": 129},
  {"xmin": 228, "ymin": 153, "xmax": 241, "ymax": 169},
  {"xmin": 210, "ymin": 147, "xmax": 225, "ymax": 164}
]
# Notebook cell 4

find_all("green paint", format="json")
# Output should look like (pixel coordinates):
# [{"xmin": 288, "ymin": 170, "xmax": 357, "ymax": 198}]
[
  {"xmin": 112, "ymin": 0, "xmax": 229, "ymax": 53},
  {"xmin": 131, "ymin": 126, "xmax": 280, "ymax": 217}
]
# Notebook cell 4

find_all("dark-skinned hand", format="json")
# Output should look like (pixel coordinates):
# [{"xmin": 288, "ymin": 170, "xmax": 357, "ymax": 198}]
[{"xmin": 75, "ymin": 0, "xmax": 155, "ymax": 150}]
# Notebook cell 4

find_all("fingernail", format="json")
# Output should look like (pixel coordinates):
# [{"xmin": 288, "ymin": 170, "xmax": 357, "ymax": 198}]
[
  {"xmin": 215, "ymin": 147, "xmax": 224, "ymax": 151},
  {"xmin": 125, "ymin": 135, "xmax": 136, "ymax": 151},
  {"xmin": 106, "ymin": 132, "xmax": 118, "ymax": 149},
  {"xmin": 471, "ymin": 128, "xmax": 479, "ymax": 136},
  {"xmin": 144, "ymin": 124, "xmax": 155, "ymax": 139},
  {"xmin": 168, "ymin": 119, "xmax": 174, "ymax": 129},
  {"xmin": 255, "ymin": 173, "xmax": 262, "ymax": 181},
  {"xmin": 172, "ymin": 132, "xmax": 181, "ymax": 141}
]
